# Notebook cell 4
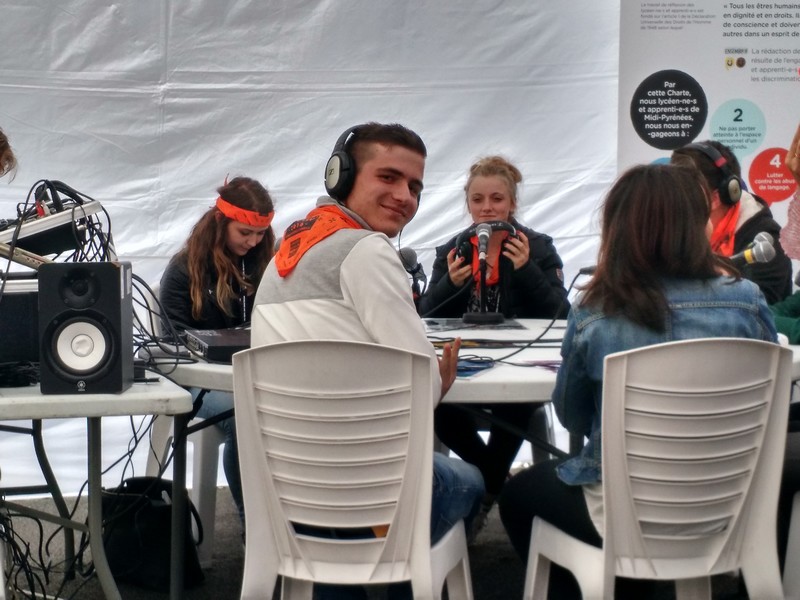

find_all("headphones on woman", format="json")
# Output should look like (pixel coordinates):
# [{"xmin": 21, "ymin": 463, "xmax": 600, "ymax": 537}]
[
  {"xmin": 454, "ymin": 221, "xmax": 518, "ymax": 264},
  {"xmin": 685, "ymin": 142, "xmax": 743, "ymax": 206},
  {"xmin": 324, "ymin": 125, "xmax": 361, "ymax": 202}
]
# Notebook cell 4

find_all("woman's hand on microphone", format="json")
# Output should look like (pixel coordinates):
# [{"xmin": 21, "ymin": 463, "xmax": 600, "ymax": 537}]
[
  {"xmin": 446, "ymin": 248, "xmax": 473, "ymax": 286},
  {"xmin": 438, "ymin": 337, "xmax": 462, "ymax": 401}
]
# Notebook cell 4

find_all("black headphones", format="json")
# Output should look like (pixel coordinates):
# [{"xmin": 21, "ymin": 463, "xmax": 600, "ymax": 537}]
[
  {"xmin": 454, "ymin": 221, "xmax": 518, "ymax": 264},
  {"xmin": 324, "ymin": 125, "xmax": 361, "ymax": 202},
  {"xmin": 685, "ymin": 142, "xmax": 742, "ymax": 206}
]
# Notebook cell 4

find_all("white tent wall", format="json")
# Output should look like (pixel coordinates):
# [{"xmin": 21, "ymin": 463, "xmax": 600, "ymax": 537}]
[{"xmin": 0, "ymin": 1, "xmax": 619, "ymax": 492}]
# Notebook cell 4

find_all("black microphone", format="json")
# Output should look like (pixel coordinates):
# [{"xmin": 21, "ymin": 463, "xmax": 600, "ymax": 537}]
[
  {"xmin": 730, "ymin": 240, "xmax": 775, "ymax": 267},
  {"xmin": 399, "ymin": 247, "xmax": 426, "ymax": 305},
  {"xmin": 476, "ymin": 223, "xmax": 492, "ymax": 263},
  {"xmin": 578, "ymin": 266, "xmax": 597, "ymax": 276},
  {"xmin": 398, "ymin": 247, "xmax": 427, "ymax": 284}
]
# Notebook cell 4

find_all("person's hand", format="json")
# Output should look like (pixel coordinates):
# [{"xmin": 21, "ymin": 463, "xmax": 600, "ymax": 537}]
[
  {"xmin": 503, "ymin": 233, "xmax": 530, "ymax": 270},
  {"xmin": 446, "ymin": 248, "xmax": 473, "ymax": 286},
  {"xmin": 438, "ymin": 337, "xmax": 462, "ymax": 400},
  {"xmin": 788, "ymin": 123, "xmax": 800, "ymax": 187}
]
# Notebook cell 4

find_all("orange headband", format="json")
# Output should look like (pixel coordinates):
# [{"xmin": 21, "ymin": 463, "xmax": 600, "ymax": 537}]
[{"xmin": 215, "ymin": 197, "xmax": 274, "ymax": 228}]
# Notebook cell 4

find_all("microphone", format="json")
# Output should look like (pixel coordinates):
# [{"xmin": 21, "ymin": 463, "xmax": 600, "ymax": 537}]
[
  {"xmin": 463, "ymin": 223, "xmax": 503, "ymax": 325},
  {"xmin": 398, "ymin": 247, "xmax": 426, "ymax": 305},
  {"xmin": 754, "ymin": 232, "xmax": 773, "ymax": 246},
  {"xmin": 578, "ymin": 266, "xmax": 597, "ymax": 276},
  {"xmin": 476, "ymin": 223, "xmax": 492, "ymax": 263},
  {"xmin": 398, "ymin": 247, "xmax": 427, "ymax": 284},
  {"xmin": 730, "ymin": 240, "xmax": 775, "ymax": 267}
]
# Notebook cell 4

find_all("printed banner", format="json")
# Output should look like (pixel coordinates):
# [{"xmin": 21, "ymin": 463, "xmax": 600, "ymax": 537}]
[{"xmin": 619, "ymin": 0, "xmax": 800, "ymax": 221}]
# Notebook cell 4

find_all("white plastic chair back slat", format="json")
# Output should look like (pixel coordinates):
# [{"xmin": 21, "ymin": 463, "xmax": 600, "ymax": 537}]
[
  {"xmin": 524, "ymin": 337, "xmax": 791, "ymax": 600},
  {"xmin": 234, "ymin": 339, "xmax": 473, "ymax": 600}
]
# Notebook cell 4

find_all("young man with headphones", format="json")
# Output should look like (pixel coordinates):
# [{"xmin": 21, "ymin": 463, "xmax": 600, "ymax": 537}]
[
  {"xmin": 251, "ymin": 122, "xmax": 484, "ymax": 599},
  {"xmin": 671, "ymin": 140, "xmax": 793, "ymax": 304}
]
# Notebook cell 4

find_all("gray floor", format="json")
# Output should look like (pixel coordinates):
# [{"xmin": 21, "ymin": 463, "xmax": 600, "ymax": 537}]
[{"xmin": 3, "ymin": 487, "xmax": 747, "ymax": 599}]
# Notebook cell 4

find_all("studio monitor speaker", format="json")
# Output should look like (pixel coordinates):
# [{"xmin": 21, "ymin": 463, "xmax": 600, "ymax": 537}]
[{"xmin": 38, "ymin": 261, "xmax": 134, "ymax": 394}]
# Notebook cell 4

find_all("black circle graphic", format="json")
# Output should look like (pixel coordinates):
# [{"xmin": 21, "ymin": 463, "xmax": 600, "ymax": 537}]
[{"xmin": 629, "ymin": 70, "xmax": 708, "ymax": 151}]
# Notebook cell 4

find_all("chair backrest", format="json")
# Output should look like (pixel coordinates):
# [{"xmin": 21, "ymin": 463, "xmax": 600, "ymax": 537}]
[
  {"xmin": 600, "ymin": 338, "xmax": 791, "ymax": 582},
  {"xmin": 134, "ymin": 281, "xmax": 163, "ymax": 338},
  {"xmin": 232, "ymin": 340, "xmax": 436, "ymax": 589}
]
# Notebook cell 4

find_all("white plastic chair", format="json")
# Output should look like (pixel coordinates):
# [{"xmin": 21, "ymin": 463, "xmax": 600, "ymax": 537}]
[
  {"xmin": 784, "ymin": 490, "xmax": 800, "ymax": 599},
  {"xmin": 524, "ymin": 338, "xmax": 792, "ymax": 600},
  {"xmin": 232, "ymin": 340, "xmax": 473, "ymax": 600},
  {"xmin": 140, "ymin": 282, "xmax": 225, "ymax": 569}
]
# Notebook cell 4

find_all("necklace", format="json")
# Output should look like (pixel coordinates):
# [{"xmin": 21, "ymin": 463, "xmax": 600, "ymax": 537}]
[{"xmin": 239, "ymin": 258, "xmax": 248, "ymax": 324}]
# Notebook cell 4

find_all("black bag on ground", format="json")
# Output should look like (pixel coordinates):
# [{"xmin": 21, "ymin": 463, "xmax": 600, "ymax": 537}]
[{"xmin": 101, "ymin": 476, "xmax": 205, "ymax": 591}]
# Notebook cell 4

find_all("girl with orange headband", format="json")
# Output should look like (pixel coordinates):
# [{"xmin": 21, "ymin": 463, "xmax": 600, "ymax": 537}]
[{"xmin": 159, "ymin": 175, "xmax": 276, "ymax": 526}]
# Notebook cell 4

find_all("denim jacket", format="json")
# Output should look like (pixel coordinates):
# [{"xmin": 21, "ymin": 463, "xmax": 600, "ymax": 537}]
[{"xmin": 554, "ymin": 276, "xmax": 778, "ymax": 486}]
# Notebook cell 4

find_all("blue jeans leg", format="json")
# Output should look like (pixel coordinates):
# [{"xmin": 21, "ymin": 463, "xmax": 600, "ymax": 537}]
[
  {"xmin": 190, "ymin": 387, "xmax": 244, "ymax": 524},
  {"xmin": 431, "ymin": 451, "xmax": 485, "ymax": 544}
]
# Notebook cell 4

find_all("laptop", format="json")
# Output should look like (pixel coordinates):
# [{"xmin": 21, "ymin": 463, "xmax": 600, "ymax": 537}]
[{"xmin": 183, "ymin": 327, "xmax": 251, "ymax": 363}]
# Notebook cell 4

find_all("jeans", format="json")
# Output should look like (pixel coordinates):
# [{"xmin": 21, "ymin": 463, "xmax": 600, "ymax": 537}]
[
  {"xmin": 190, "ymin": 387, "xmax": 244, "ymax": 524},
  {"xmin": 430, "ymin": 452, "xmax": 484, "ymax": 543},
  {"xmin": 314, "ymin": 452, "xmax": 484, "ymax": 600}
]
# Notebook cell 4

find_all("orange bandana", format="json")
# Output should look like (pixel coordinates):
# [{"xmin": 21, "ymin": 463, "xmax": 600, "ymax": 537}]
[
  {"xmin": 274, "ymin": 205, "xmax": 363, "ymax": 277},
  {"xmin": 470, "ymin": 231, "xmax": 509, "ymax": 286},
  {"xmin": 709, "ymin": 203, "xmax": 741, "ymax": 257},
  {"xmin": 216, "ymin": 197, "xmax": 274, "ymax": 228}
]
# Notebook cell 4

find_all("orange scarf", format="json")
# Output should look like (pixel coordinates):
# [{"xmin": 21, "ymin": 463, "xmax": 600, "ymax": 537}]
[
  {"xmin": 274, "ymin": 205, "xmax": 363, "ymax": 277},
  {"xmin": 709, "ymin": 203, "xmax": 741, "ymax": 257},
  {"xmin": 470, "ymin": 231, "xmax": 509, "ymax": 286}
]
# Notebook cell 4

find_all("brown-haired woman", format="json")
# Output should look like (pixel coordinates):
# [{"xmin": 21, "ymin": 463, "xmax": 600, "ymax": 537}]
[
  {"xmin": 498, "ymin": 163, "xmax": 776, "ymax": 595},
  {"xmin": 160, "ymin": 176, "xmax": 276, "ymax": 525}
]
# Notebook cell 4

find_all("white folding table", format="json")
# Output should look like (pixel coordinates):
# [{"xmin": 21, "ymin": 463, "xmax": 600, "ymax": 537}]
[{"xmin": 0, "ymin": 378, "xmax": 192, "ymax": 600}]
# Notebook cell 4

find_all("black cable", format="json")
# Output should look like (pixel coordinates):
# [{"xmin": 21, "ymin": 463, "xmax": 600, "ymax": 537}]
[
  {"xmin": 0, "ymin": 180, "xmax": 42, "ymax": 306},
  {"xmin": 419, "ymin": 282, "xmax": 472, "ymax": 318}
]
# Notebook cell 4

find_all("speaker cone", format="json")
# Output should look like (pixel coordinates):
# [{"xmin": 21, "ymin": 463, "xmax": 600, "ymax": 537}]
[{"xmin": 48, "ymin": 315, "xmax": 113, "ymax": 376}]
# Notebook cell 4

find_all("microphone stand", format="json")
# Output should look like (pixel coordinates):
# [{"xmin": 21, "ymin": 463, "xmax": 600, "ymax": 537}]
[{"xmin": 463, "ymin": 254, "xmax": 504, "ymax": 325}]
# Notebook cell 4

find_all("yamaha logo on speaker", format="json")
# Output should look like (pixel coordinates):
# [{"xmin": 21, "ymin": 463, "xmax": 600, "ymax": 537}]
[{"xmin": 38, "ymin": 261, "xmax": 134, "ymax": 394}]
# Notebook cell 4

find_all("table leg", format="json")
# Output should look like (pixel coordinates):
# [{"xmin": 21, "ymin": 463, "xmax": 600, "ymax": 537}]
[
  {"xmin": 86, "ymin": 417, "xmax": 121, "ymax": 600},
  {"xmin": 31, "ymin": 420, "xmax": 75, "ymax": 579},
  {"xmin": 170, "ymin": 412, "xmax": 190, "ymax": 600}
]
